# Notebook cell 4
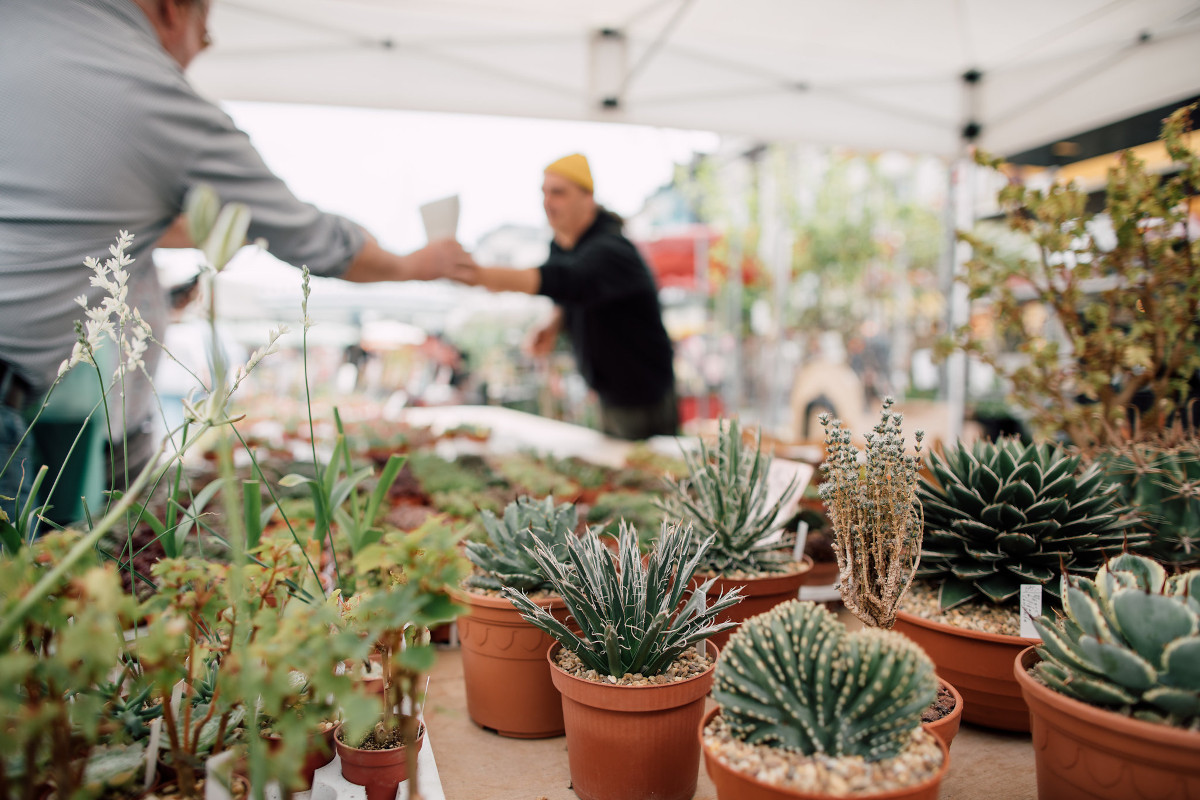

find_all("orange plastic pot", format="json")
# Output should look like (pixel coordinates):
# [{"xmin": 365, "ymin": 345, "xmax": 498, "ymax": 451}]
[
  {"xmin": 334, "ymin": 721, "xmax": 425, "ymax": 800},
  {"xmin": 700, "ymin": 706, "xmax": 951, "ymax": 800},
  {"xmin": 455, "ymin": 588, "xmax": 570, "ymax": 738},
  {"xmin": 700, "ymin": 558, "xmax": 812, "ymax": 651},
  {"xmin": 893, "ymin": 609, "xmax": 1039, "ymax": 731},
  {"xmin": 549, "ymin": 640, "xmax": 718, "ymax": 800},
  {"xmin": 262, "ymin": 723, "xmax": 336, "ymax": 790},
  {"xmin": 923, "ymin": 678, "xmax": 963, "ymax": 749},
  {"xmin": 1015, "ymin": 647, "xmax": 1200, "ymax": 799}
]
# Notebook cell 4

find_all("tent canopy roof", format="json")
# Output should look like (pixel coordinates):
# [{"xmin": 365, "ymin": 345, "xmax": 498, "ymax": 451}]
[{"xmin": 194, "ymin": 0, "xmax": 1200, "ymax": 157}]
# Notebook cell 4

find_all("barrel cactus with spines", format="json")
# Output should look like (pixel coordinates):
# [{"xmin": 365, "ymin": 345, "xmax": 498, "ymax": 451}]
[
  {"xmin": 463, "ymin": 496, "xmax": 577, "ymax": 592},
  {"xmin": 1033, "ymin": 553, "xmax": 1200, "ymax": 729},
  {"xmin": 1096, "ymin": 432, "xmax": 1200, "ymax": 570},
  {"xmin": 916, "ymin": 438, "xmax": 1144, "ymax": 611},
  {"xmin": 713, "ymin": 600, "xmax": 937, "ymax": 761}
]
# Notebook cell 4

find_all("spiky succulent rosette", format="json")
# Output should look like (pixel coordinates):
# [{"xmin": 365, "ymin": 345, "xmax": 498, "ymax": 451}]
[{"xmin": 916, "ymin": 438, "xmax": 1143, "ymax": 611}]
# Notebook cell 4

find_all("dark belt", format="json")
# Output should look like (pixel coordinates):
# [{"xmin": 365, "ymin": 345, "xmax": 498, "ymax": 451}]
[{"xmin": 0, "ymin": 360, "xmax": 31, "ymax": 412}]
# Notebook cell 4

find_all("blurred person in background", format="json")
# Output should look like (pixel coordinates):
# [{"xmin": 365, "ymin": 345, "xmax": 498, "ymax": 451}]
[{"xmin": 451, "ymin": 154, "xmax": 678, "ymax": 440}]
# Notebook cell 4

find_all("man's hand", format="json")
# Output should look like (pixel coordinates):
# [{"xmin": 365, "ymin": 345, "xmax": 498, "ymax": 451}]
[
  {"xmin": 524, "ymin": 308, "xmax": 564, "ymax": 358},
  {"xmin": 406, "ymin": 237, "xmax": 467, "ymax": 281}
]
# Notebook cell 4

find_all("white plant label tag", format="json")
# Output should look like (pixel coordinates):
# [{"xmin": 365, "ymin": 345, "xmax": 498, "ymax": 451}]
[
  {"xmin": 793, "ymin": 520, "xmax": 809, "ymax": 561},
  {"xmin": 1019, "ymin": 584, "xmax": 1043, "ymax": 640}
]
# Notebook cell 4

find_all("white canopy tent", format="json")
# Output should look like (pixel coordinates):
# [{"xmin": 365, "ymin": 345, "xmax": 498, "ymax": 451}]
[
  {"xmin": 194, "ymin": 0, "xmax": 1200, "ymax": 158},
  {"xmin": 191, "ymin": 0, "xmax": 1200, "ymax": 436}
]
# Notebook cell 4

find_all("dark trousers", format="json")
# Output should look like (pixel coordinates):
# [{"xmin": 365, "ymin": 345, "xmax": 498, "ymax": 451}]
[{"xmin": 598, "ymin": 390, "xmax": 679, "ymax": 440}]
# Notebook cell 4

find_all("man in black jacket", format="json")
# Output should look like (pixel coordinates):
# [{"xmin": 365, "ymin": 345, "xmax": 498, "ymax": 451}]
[{"xmin": 453, "ymin": 154, "xmax": 678, "ymax": 439}]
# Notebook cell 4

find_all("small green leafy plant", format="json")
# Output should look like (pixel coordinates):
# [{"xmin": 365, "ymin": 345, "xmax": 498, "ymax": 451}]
[
  {"xmin": 1033, "ymin": 553, "xmax": 1200, "ymax": 730},
  {"xmin": 504, "ymin": 522, "xmax": 743, "ymax": 678},
  {"xmin": 713, "ymin": 599, "xmax": 937, "ymax": 760}
]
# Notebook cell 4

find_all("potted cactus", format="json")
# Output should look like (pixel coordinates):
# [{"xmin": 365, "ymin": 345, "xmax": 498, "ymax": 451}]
[
  {"xmin": 701, "ymin": 600, "xmax": 949, "ymax": 799},
  {"xmin": 819, "ymin": 399, "xmax": 962, "ymax": 747},
  {"xmin": 504, "ymin": 521, "xmax": 742, "ymax": 800},
  {"xmin": 454, "ymin": 495, "xmax": 579, "ymax": 738},
  {"xmin": 660, "ymin": 418, "xmax": 810, "ymax": 650},
  {"xmin": 1015, "ymin": 553, "xmax": 1200, "ymax": 799},
  {"xmin": 893, "ymin": 437, "xmax": 1145, "ymax": 730},
  {"xmin": 1096, "ymin": 423, "xmax": 1200, "ymax": 572}
]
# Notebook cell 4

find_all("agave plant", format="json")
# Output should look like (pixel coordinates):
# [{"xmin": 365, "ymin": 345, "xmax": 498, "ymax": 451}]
[
  {"xmin": 660, "ymin": 419, "xmax": 799, "ymax": 575},
  {"xmin": 463, "ymin": 496, "xmax": 578, "ymax": 592},
  {"xmin": 1096, "ymin": 426, "xmax": 1200, "ymax": 570},
  {"xmin": 713, "ymin": 599, "xmax": 937, "ymax": 760},
  {"xmin": 917, "ymin": 438, "xmax": 1143, "ymax": 611},
  {"xmin": 503, "ymin": 522, "xmax": 743, "ymax": 678},
  {"xmin": 1033, "ymin": 553, "xmax": 1200, "ymax": 729}
]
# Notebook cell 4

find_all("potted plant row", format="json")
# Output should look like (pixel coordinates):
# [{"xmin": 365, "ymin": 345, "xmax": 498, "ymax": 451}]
[{"xmin": 505, "ymin": 520, "xmax": 743, "ymax": 800}]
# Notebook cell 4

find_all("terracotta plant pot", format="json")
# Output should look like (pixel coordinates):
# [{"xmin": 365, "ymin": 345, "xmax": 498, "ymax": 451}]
[
  {"xmin": 701, "ymin": 558, "xmax": 812, "ymax": 651},
  {"xmin": 1015, "ymin": 647, "xmax": 1200, "ymax": 799},
  {"xmin": 801, "ymin": 559, "xmax": 838, "ymax": 588},
  {"xmin": 262, "ymin": 723, "xmax": 336, "ymax": 790},
  {"xmin": 334, "ymin": 721, "xmax": 425, "ymax": 800},
  {"xmin": 548, "ymin": 640, "xmax": 718, "ymax": 800},
  {"xmin": 700, "ymin": 706, "xmax": 951, "ymax": 800},
  {"xmin": 893, "ymin": 609, "xmax": 1039, "ymax": 731},
  {"xmin": 923, "ymin": 678, "xmax": 963, "ymax": 749},
  {"xmin": 455, "ymin": 588, "xmax": 570, "ymax": 738}
]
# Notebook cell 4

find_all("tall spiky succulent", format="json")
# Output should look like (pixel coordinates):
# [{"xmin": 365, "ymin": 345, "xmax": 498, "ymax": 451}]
[
  {"xmin": 1033, "ymin": 554, "xmax": 1200, "ymax": 730},
  {"xmin": 713, "ymin": 600, "xmax": 937, "ymax": 761},
  {"xmin": 916, "ymin": 438, "xmax": 1144, "ymax": 611},
  {"xmin": 660, "ymin": 419, "xmax": 799, "ymax": 575},
  {"xmin": 503, "ymin": 522, "xmax": 743, "ymax": 678},
  {"xmin": 1096, "ymin": 427, "xmax": 1200, "ymax": 570},
  {"xmin": 463, "ymin": 496, "xmax": 577, "ymax": 592}
]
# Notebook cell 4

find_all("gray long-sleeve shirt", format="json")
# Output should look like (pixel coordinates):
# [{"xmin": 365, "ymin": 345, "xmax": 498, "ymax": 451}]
[{"xmin": 0, "ymin": 0, "xmax": 366, "ymax": 398}]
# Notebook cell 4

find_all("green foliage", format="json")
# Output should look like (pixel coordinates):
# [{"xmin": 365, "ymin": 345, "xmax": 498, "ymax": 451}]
[
  {"xmin": 819, "ymin": 398, "xmax": 925, "ymax": 629},
  {"xmin": 464, "ymin": 496, "xmax": 578, "ymax": 592},
  {"xmin": 339, "ymin": 517, "xmax": 467, "ymax": 741},
  {"xmin": 714, "ymin": 600, "xmax": 937, "ymax": 760},
  {"xmin": 660, "ymin": 419, "xmax": 799, "ymax": 575},
  {"xmin": 1095, "ymin": 427, "xmax": 1200, "ymax": 570},
  {"xmin": 504, "ymin": 522, "xmax": 743, "ymax": 677},
  {"xmin": 0, "ymin": 531, "xmax": 139, "ymax": 798},
  {"xmin": 586, "ymin": 490, "xmax": 665, "ymax": 548},
  {"xmin": 492, "ymin": 452, "xmax": 580, "ymax": 497},
  {"xmin": 917, "ymin": 438, "xmax": 1144, "ymax": 611},
  {"xmin": 953, "ymin": 105, "xmax": 1200, "ymax": 452},
  {"xmin": 1033, "ymin": 553, "xmax": 1200, "ymax": 729}
]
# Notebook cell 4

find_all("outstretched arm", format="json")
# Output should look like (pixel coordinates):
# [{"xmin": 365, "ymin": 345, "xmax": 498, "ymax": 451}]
[{"xmin": 341, "ymin": 232, "xmax": 466, "ymax": 283}]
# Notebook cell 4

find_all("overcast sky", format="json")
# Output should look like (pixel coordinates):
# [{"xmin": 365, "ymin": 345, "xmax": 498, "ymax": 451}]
[{"xmin": 223, "ymin": 101, "xmax": 720, "ymax": 254}]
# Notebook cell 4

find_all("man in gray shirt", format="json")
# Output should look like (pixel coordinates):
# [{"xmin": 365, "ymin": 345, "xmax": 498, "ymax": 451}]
[{"xmin": 0, "ymin": 0, "xmax": 464, "ymax": 521}]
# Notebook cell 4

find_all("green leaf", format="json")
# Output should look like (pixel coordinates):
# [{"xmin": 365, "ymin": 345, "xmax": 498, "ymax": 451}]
[
  {"xmin": 1112, "ymin": 590, "xmax": 1199, "ymax": 664},
  {"xmin": 937, "ymin": 578, "xmax": 978, "ymax": 611},
  {"xmin": 1074, "ymin": 637, "xmax": 1154, "ymax": 690},
  {"xmin": 976, "ymin": 572, "xmax": 1020, "ymax": 604},
  {"xmin": 1143, "ymin": 686, "xmax": 1200, "ymax": 718},
  {"xmin": 1161, "ymin": 636, "xmax": 1200, "ymax": 687},
  {"xmin": 279, "ymin": 473, "xmax": 312, "ymax": 488}
]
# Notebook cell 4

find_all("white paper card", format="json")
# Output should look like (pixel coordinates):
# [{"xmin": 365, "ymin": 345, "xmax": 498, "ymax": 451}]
[
  {"xmin": 1019, "ymin": 584, "xmax": 1043, "ymax": 640},
  {"xmin": 419, "ymin": 195, "xmax": 460, "ymax": 241}
]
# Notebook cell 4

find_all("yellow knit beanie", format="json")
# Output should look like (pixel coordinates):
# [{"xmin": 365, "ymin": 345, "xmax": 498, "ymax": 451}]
[{"xmin": 544, "ymin": 153, "xmax": 594, "ymax": 193}]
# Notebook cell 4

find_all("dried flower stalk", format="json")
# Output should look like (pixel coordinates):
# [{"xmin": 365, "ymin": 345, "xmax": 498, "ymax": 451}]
[{"xmin": 819, "ymin": 398, "xmax": 924, "ymax": 629}]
